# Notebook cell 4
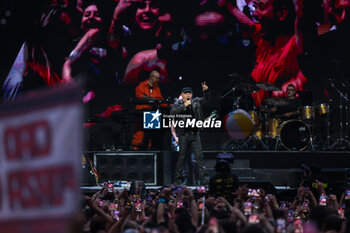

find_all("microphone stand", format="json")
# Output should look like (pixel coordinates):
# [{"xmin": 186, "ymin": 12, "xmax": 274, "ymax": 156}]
[
  {"xmin": 221, "ymin": 87, "xmax": 244, "ymax": 150},
  {"xmin": 328, "ymin": 79, "xmax": 350, "ymax": 150},
  {"xmin": 241, "ymin": 90, "xmax": 269, "ymax": 150}
]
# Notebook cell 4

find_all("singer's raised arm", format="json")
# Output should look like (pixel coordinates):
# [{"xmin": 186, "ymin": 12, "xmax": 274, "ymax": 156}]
[{"xmin": 198, "ymin": 87, "xmax": 210, "ymax": 105}]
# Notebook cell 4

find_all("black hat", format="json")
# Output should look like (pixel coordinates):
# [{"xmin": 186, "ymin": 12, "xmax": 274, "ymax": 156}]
[{"xmin": 181, "ymin": 87, "xmax": 192, "ymax": 93}]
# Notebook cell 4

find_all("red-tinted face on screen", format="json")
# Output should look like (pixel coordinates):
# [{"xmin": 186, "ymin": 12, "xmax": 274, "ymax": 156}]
[
  {"xmin": 252, "ymin": 0, "xmax": 274, "ymax": 25},
  {"xmin": 135, "ymin": 0, "xmax": 160, "ymax": 30},
  {"xmin": 81, "ymin": 4, "xmax": 102, "ymax": 32}
]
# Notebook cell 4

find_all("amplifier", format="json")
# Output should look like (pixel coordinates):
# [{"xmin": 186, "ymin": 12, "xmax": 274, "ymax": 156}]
[{"xmin": 94, "ymin": 152, "xmax": 157, "ymax": 185}]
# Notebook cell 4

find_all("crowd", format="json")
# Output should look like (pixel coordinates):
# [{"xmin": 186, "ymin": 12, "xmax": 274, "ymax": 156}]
[{"xmin": 73, "ymin": 178, "xmax": 350, "ymax": 233}]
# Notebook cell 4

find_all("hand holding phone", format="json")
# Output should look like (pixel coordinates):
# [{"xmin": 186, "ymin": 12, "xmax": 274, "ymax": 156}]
[
  {"xmin": 276, "ymin": 218, "xmax": 286, "ymax": 233},
  {"xmin": 345, "ymin": 189, "xmax": 350, "ymax": 200},
  {"xmin": 280, "ymin": 201, "xmax": 286, "ymax": 209},
  {"xmin": 113, "ymin": 210, "xmax": 120, "ymax": 220},
  {"xmin": 287, "ymin": 210, "xmax": 294, "ymax": 223},
  {"xmin": 108, "ymin": 183, "xmax": 114, "ymax": 193},
  {"xmin": 244, "ymin": 201, "xmax": 252, "ymax": 215},
  {"xmin": 135, "ymin": 201, "xmax": 142, "ymax": 212},
  {"xmin": 197, "ymin": 186, "xmax": 207, "ymax": 194},
  {"xmin": 248, "ymin": 214, "xmax": 260, "ymax": 224},
  {"xmin": 209, "ymin": 217, "xmax": 219, "ymax": 233},
  {"xmin": 319, "ymin": 193, "xmax": 327, "ymax": 206},
  {"xmin": 198, "ymin": 202, "xmax": 204, "ymax": 210},
  {"xmin": 99, "ymin": 200, "xmax": 104, "ymax": 207},
  {"xmin": 177, "ymin": 200, "xmax": 183, "ymax": 208},
  {"xmin": 338, "ymin": 208, "xmax": 345, "ymax": 219},
  {"xmin": 302, "ymin": 200, "xmax": 309, "ymax": 212},
  {"xmin": 248, "ymin": 189, "xmax": 260, "ymax": 197}
]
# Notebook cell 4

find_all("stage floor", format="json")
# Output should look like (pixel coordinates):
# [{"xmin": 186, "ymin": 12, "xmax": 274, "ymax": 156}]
[{"xmin": 83, "ymin": 150, "xmax": 350, "ymax": 190}]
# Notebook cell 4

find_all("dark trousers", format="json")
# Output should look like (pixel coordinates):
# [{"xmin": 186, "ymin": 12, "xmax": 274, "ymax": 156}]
[
  {"xmin": 182, "ymin": 153, "xmax": 199, "ymax": 185},
  {"xmin": 175, "ymin": 131, "xmax": 208, "ymax": 185}
]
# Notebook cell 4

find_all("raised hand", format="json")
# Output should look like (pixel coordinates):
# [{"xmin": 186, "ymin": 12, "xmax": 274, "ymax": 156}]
[
  {"xmin": 201, "ymin": 81, "xmax": 208, "ymax": 91},
  {"xmin": 113, "ymin": 0, "xmax": 142, "ymax": 20}
]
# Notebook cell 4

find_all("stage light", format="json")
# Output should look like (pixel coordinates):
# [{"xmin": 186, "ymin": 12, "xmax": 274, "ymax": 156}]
[
  {"xmin": 0, "ymin": 18, "xmax": 7, "ymax": 25},
  {"xmin": 5, "ymin": 10, "xmax": 11, "ymax": 17}
]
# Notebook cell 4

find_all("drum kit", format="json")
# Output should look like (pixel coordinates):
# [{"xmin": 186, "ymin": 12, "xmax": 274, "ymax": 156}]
[
  {"xmin": 221, "ymin": 73, "xmax": 349, "ymax": 151},
  {"xmin": 246, "ymin": 99, "xmax": 331, "ymax": 151}
]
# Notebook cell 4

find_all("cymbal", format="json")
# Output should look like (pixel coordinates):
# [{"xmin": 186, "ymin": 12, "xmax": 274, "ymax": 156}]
[
  {"xmin": 235, "ymin": 82, "xmax": 260, "ymax": 92},
  {"xmin": 256, "ymin": 83, "xmax": 281, "ymax": 91},
  {"xmin": 229, "ymin": 72, "xmax": 256, "ymax": 84}
]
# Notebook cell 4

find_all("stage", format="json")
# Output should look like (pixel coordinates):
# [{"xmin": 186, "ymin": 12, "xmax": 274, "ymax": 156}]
[{"xmin": 82, "ymin": 150, "xmax": 350, "ymax": 196}]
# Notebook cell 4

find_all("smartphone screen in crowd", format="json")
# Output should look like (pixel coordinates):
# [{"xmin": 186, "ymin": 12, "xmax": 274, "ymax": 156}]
[
  {"xmin": 113, "ymin": 210, "xmax": 119, "ymax": 220},
  {"xmin": 276, "ymin": 218, "xmax": 286, "ymax": 233},
  {"xmin": 345, "ymin": 189, "xmax": 350, "ymax": 200},
  {"xmin": 177, "ymin": 200, "xmax": 183, "ymax": 208},
  {"xmin": 244, "ymin": 201, "xmax": 252, "ymax": 215},
  {"xmin": 248, "ymin": 214, "xmax": 260, "ymax": 224},
  {"xmin": 248, "ymin": 189, "xmax": 260, "ymax": 197},
  {"xmin": 135, "ymin": 201, "xmax": 142, "ymax": 212},
  {"xmin": 319, "ymin": 193, "xmax": 327, "ymax": 206},
  {"xmin": 198, "ymin": 202, "xmax": 204, "ymax": 210}
]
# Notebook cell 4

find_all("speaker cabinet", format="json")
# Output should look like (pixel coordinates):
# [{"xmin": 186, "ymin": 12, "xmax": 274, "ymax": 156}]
[{"xmin": 94, "ymin": 152, "xmax": 157, "ymax": 185}]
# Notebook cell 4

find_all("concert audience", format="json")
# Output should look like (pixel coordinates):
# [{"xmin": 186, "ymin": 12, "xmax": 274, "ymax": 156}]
[{"xmin": 74, "ymin": 178, "xmax": 350, "ymax": 233}]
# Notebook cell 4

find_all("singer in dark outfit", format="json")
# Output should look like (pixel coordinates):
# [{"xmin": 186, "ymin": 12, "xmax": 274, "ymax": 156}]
[{"xmin": 170, "ymin": 82, "xmax": 210, "ymax": 185}]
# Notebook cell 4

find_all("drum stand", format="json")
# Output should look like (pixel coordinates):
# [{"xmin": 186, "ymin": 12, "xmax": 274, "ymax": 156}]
[
  {"xmin": 243, "ymin": 92, "xmax": 269, "ymax": 150},
  {"xmin": 328, "ymin": 81, "xmax": 350, "ymax": 150},
  {"xmin": 241, "ymin": 123, "xmax": 269, "ymax": 151},
  {"xmin": 273, "ymin": 137, "xmax": 279, "ymax": 151},
  {"xmin": 327, "ymin": 100, "xmax": 332, "ymax": 148},
  {"xmin": 308, "ymin": 130, "xmax": 315, "ymax": 151},
  {"xmin": 220, "ymin": 87, "xmax": 246, "ymax": 150},
  {"xmin": 262, "ymin": 109, "xmax": 279, "ymax": 151},
  {"xmin": 304, "ymin": 120, "xmax": 315, "ymax": 151}
]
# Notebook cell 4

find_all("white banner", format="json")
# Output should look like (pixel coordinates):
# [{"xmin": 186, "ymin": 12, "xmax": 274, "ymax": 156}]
[{"xmin": 0, "ymin": 85, "xmax": 83, "ymax": 232}]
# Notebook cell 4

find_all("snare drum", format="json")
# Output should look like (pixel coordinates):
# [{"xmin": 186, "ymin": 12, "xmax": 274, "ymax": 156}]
[
  {"xmin": 278, "ymin": 120, "xmax": 311, "ymax": 151},
  {"xmin": 267, "ymin": 118, "xmax": 281, "ymax": 138},
  {"xmin": 299, "ymin": 106, "xmax": 315, "ymax": 120},
  {"xmin": 318, "ymin": 103, "xmax": 329, "ymax": 116}
]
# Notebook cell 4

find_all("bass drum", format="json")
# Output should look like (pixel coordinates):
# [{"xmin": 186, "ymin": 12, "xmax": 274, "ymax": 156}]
[{"xmin": 279, "ymin": 120, "xmax": 311, "ymax": 151}]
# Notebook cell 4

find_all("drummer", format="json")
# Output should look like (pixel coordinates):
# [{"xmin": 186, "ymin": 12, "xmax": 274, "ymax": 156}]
[{"xmin": 269, "ymin": 84, "xmax": 302, "ymax": 120}]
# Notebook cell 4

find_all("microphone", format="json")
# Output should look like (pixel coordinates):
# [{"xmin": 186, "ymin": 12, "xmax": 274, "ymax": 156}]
[{"xmin": 187, "ymin": 98, "xmax": 192, "ymax": 110}]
